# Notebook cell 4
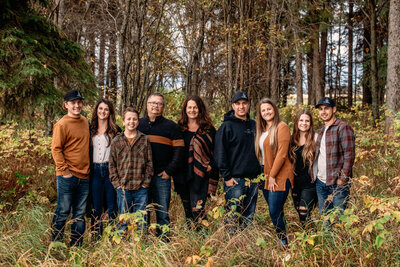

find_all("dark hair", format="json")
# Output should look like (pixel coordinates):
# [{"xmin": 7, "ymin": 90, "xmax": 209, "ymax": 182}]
[
  {"xmin": 178, "ymin": 95, "xmax": 214, "ymax": 134},
  {"xmin": 289, "ymin": 110, "xmax": 316, "ymax": 171},
  {"xmin": 90, "ymin": 98, "xmax": 119, "ymax": 147},
  {"xmin": 123, "ymin": 107, "xmax": 139, "ymax": 120}
]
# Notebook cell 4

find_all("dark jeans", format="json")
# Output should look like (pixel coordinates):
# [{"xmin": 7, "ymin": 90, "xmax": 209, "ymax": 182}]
[
  {"xmin": 292, "ymin": 185, "xmax": 317, "ymax": 225},
  {"xmin": 175, "ymin": 183, "xmax": 193, "ymax": 220},
  {"xmin": 51, "ymin": 175, "xmax": 89, "ymax": 246},
  {"xmin": 175, "ymin": 176, "xmax": 209, "ymax": 223},
  {"xmin": 224, "ymin": 177, "xmax": 258, "ymax": 232},
  {"xmin": 262, "ymin": 179, "xmax": 291, "ymax": 243},
  {"xmin": 91, "ymin": 163, "xmax": 117, "ymax": 235},
  {"xmin": 315, "ymin": 178, "xmax": 350, "ymax": 215},
  {"xmin": 147, "ymin": 175, "xmax": 171, "ymax": 236},
  {"xmin": 116, "ymin": 187, "xmax": 148, "ymax": 231}
]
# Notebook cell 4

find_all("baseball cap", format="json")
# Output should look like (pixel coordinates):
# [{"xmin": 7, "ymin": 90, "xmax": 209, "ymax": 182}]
[
  {"xmin": 316, "ymin": 97, "xmax": 335, "ymax": 108},
  {"xmin": 64, "ymin": 90, "xmax": 84, "ymax": 102},
  {"xmin": 232, "ymin": 91, "xmax": 249, "ymax": 103}
]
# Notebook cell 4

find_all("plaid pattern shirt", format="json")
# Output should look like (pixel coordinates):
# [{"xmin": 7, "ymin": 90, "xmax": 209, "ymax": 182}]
[
  {"xmin": 109, "ymin": 131, "xmax": 153, "ymax": 190},
  {"xmin": 312, "ymin": 118, "xmax": 355, "ymax": 186}
]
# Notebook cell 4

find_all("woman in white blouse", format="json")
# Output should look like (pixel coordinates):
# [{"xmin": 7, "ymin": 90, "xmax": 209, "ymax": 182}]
[{"xmin": 89, "ymin": 98, "xmax": 120, "ymax": 237}]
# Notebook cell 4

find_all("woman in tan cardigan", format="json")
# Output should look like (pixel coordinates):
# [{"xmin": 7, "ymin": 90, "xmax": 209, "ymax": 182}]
[{"xmin": 255, "ymin": 98, "xmax": 294, "ymax": 246}]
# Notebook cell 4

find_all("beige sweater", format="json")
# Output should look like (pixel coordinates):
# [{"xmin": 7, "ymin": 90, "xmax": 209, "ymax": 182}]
[{"xmin": 51, "ymin": 115, "xmax": 90, "ymax": 179}]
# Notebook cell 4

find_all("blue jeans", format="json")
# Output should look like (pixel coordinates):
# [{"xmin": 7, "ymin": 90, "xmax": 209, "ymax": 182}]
[
  {"xmin": 224, "ymin": 178, "xmax": 258, "ymax": 231},
  {"xmin": 147, "ymin": 175, "xmax": 171, "ymax": 236},
  {"xmin": 51, "ymin": 175, "xmax": 89, "ymax": 246},
  {"xmin": 262, "ymin": 179, "xmax": 291, "ymax": 243},
  {"xmin": 116, "ymin": 187, "xmax": 148, "ymax": 231},
  {"xmin": 91, "ymin": 163, "xmax": 117, "ymax": 234},
  {"xmin": 316, "ymin": 178, "xmax": 350, "ymax": 215}
]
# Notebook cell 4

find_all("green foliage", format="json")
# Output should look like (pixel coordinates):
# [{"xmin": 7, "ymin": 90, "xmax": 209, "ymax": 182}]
[
  {"xmin": 0, "ymin": 0, "xmax": 97, "ymax": 121},
  {"xmin": 164, "ymin": 90, "xmax": 186, "ymax": 122},
  {"xmin": 0, "ymin": 123, "xmax": 53, "ymax": 207}
]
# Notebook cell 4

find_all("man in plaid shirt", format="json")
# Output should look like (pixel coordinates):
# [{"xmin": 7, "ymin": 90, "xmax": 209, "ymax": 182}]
[{"xmin": 312, "ymin": 97, "xmax": 355, "ymax": 219}]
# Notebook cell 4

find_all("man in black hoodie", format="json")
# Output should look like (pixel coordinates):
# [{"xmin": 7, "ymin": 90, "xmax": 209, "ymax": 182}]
[{"xmin": 214, "ymin": 91, "xmax": 261, "ymax": 234}]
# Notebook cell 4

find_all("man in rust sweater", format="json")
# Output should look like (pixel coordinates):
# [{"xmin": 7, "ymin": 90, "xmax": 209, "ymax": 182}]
[{"xmin": 51, "ymin": 89, "xmax": 90, "ymax": 246}]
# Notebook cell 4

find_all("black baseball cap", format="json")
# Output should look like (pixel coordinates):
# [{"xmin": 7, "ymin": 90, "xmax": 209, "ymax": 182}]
[
  {"xmin": 316, "ymin": 97, "xmax": 335, "ymax": 108},
  {"xmin": 232, "ymin": 91, "xmax": 249, "ymax": 103},
  {"xmin": 64, "ymin": 90, "xmax": 84, "ymax": 102}
]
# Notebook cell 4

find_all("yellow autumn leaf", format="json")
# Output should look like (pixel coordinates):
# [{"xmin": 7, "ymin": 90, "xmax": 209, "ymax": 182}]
[
  {"xmin": 206, "ymin": 257, "xmax": 214, "ymax": 267},
  {"xmin": 362, "ymin": 223, "xmax": 374, "ymax": 235},
  {"xmin": 192, "ymin": 255, "xmax": 200, "ymax": 265},
  {"xmin": 201, "ymin": 219, "xmax": 210, "ymax": 227},
  {"xmin": 112, "ymin": 235, "xmax": 121, "ymax": 244},
  {"xmin": 305, "ymin": 238, "xmax": 314, "ymax": 245},
  {"xmin": 184, "ymin": 256, "xmax": 192, "ymax": 264}
]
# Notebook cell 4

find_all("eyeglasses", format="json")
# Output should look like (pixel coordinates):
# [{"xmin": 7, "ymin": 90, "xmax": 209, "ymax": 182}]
[{"xmin": 147, "ymin": 101, "xmax": 164, "ymax": 107}]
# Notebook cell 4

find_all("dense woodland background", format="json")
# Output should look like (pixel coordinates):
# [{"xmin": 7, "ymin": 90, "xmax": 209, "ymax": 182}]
[
  {"xmin": 1, "ymin": 0, "xmax": 400, "ymax": 131},
  {"xmin": 1, "ymin": 0, "xmax": 400, "ymax": 265}
]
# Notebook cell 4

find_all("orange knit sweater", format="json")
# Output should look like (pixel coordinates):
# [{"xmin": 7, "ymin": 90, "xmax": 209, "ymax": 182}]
[
  {"xmin": 51, "ymin": 115, "xmax": 90, "ymax": 179},
  {"xmin": 263, "ymin": 122, "xmax": 294, "ymax": 191}
]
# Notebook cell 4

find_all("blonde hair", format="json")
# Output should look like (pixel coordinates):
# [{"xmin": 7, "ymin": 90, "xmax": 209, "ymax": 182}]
[{"xmin": 255, "ymin": 98, "xmax": 281, "ymax": 162}]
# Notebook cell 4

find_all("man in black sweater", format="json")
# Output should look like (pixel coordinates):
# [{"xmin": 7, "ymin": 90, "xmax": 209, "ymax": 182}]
[
  {"xmin": 214, "ymin": 91, "xmax": 261, "ymax": 234},
  {"xmin": 137, "ymin": 93, "xmax": 184, "ymax": 237}
]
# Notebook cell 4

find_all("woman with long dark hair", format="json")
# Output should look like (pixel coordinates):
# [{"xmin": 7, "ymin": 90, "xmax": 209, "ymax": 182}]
[
  {"xmin": 255, "ymin": 98, "xmax": 293, "ymax": 246},
  {"xmin": 89, "ymin": 98, "xmax": 120, "ymax": 236},
  {"xmin": 175, "ymin": 95, "xmax": 219, "ymax": 226},
  {"xmin": 289, "ymin": 110, "xmax": 317, "ymax": 226}
]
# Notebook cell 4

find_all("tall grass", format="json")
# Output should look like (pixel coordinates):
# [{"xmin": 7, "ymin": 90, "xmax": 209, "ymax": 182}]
[{"xmin": 1, "ymin": 105, "xmax": 400, "ymax": 266}]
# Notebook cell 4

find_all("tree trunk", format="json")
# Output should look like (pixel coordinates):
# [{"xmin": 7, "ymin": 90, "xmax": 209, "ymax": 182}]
[
  {"xmin": 335, "ymin": 24, "xmax": 342, "ymax": 102},
  {"xmin": 282, "ymin": 61, "xmax": 290, "ymax": 107},
  {"xmin": 44, "ymin": 103, "xmax": 56, "ymax": 136},
  {"xmin": 108, "ymin": 33, "xmax": 118, "ymax": 105},
  {"xmin": 369, "ymin": 0, "xmax": 379, "ymax": 122},
  {"xmin": 386, "ymin": 0, "xmax": 400, "ymax": 134},
  {"xmin": 362, "ymin": 24, "xmax": 372, "ymax": 106},
  {"xmin": 225, "ymin": 0, "xmax": 233, "ymax": 107},
  {"xmin": 270, "ymin": 48, "xmax": 279, "ymax": 103},
  {"xmin": 295, "ymin": 31, "xmax": 303, "ymax": 106},
  {"xmin": 328, "ymin": 28, "xmax": 333, "ymax": 98},
  {"xmin": 307, "ymin": 50, "xmax": 314, "ymax": 105},
  {"xmin": 88, "ymin": 31, "xmax": 96, "ymax": 74},
  {"xmin": 270, "ymin": 1, "xmax": 279, "ymax": 103},
  {"xmin": 192, "ymin": 7, "xmax": 206, "ymax": 95},
  {"xmin": 186, "ymin": 7, "xmax": 205, "ymax": 96},
  {"xmin": 98, "ymin": 30, "xmax": 106, "ymax": 95},
  {"xmin": 347, "ymin": 1, "xmax": 353, "ymax": 108},
  {"xmin": 312, "ymin": 27, "xmax": 322, "ymax": 103},
  {"xmin": 55, "ymin": 0, "xmax": 65, "ymax": 30},
  {"xmin": 118, "ymin": 0, "xmax": 132, "ymax": 110},
  {"xmin": 320, "ymin": 29, "xmax": 327, "ymax": 96}
]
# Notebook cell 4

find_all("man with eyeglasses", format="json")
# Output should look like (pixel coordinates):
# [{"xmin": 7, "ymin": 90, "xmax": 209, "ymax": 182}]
[{"xmin": 137, "ymin": 93, "xmax": 184, "ymax": 239}]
